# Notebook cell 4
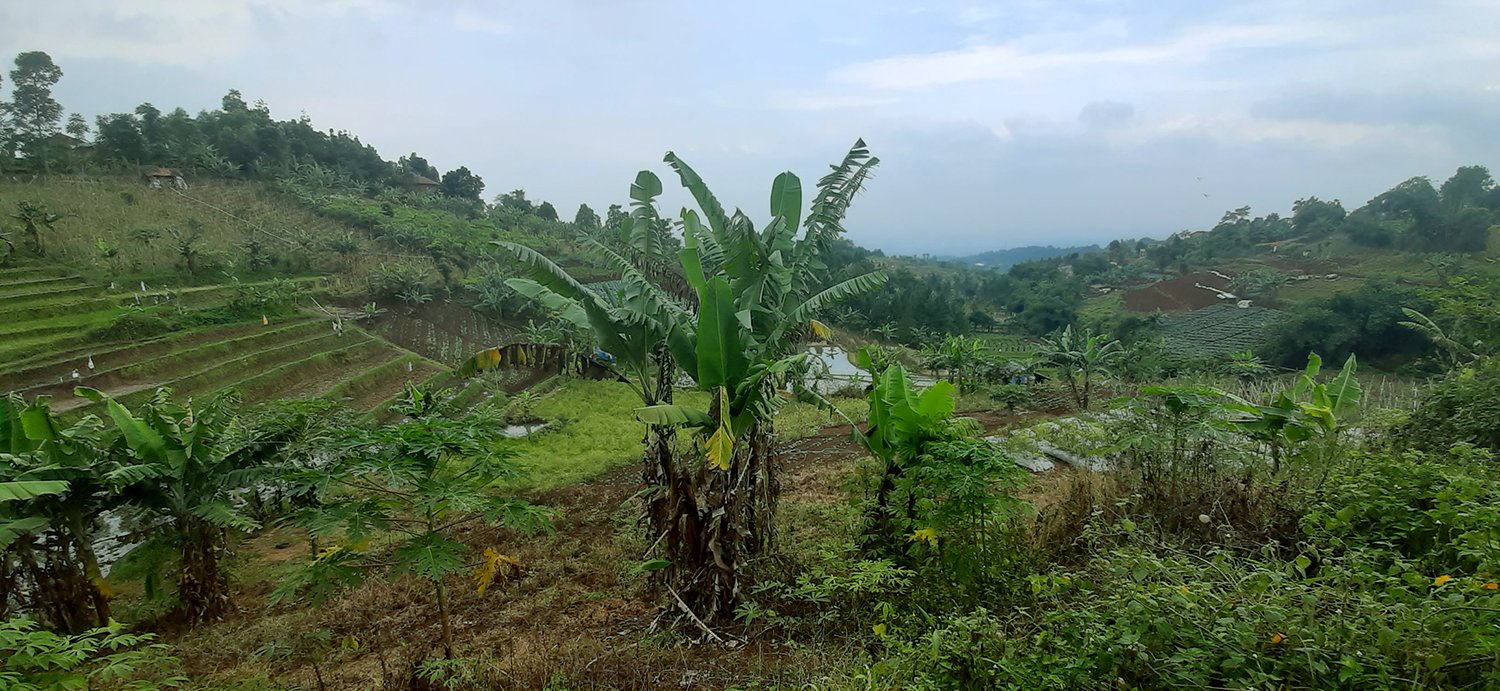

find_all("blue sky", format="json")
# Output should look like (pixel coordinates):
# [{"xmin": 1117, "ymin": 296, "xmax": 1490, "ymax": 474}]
[{"xmin": 4, "ymin": 0, "xmax": 1498, "ymax": 255}]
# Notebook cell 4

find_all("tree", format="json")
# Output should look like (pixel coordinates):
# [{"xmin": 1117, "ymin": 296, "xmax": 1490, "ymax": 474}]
[
  {"xmin": 574, "ymin": 203, "xmax": 601, "ymax": 229},
  {"xmin": 275, "ymin": 385, "xmax": 550, "ymax": 658},
  {"xmin": 92, "ymin": 113, "xmax": 146, "ymax": 164},
  {"xmin": 399, "ymin": 152, "xmax": 440, "ymax": 181},
  {"xmin": 492, "ymin": 140, "xmax": 885, "ymax": 626},
  {"xmin": 1291, "ymin": 197, "xmax": 1346, "ymax": 236},
  {"xmin": 495, "ymin": 189, "xmax": 533, "ymax": 215},
  {"xmin": 603, "ymin": 203, "xmax": 627, "ymax": 238},
  {"xmin": 6, "ymin": 52, "xmax": 64, "ymax": 155},
  {"xmin": 1439, "ymin": 165, "xmax": 1494, "ymax": 212},
  {"xmin": 1038, "ymin": 325, "xmax": 1124, "ymax": 410},
  {"xmin": 536, "ymin": 200, "xmax": 558, "ymax": 221},
  {"xmin": 80, "ymin": 387, "xmax": 262, "ymax": 623},
  {"xmin": 440, "ymin": 166, "xmax": 484, "ymax": 200},
  {"xmin": 63, "ymin": 113, "xmax": 87, "ymax": 140}
]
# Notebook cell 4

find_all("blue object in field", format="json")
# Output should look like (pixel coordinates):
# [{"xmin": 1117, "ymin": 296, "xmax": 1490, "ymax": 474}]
[{"xmin": 591, "ymin": 349, "xmax": 617, "ymax": 366}]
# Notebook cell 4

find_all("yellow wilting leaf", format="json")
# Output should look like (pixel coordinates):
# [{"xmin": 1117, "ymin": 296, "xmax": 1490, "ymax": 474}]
[
  {"xmin": 1483, "ymin": 582, "xmax": 1498, "ymax": 590},
  {"xmin": 1434, "ymin": 574, "xmax": 1454, "ymax": 586},
  {"xmin": 908, "ymin": 527, "xmax": 939, "ymax": 547},
  {"xmin": 473, "ymin": 547, "xmax": 520, "ymax": 595},
  {"xmin": 809, "ymin": 319, "xmax": 832, "ymax": 341},
  {"xmin": 261, "ymin": 314, "xmax": 268, "ymax": 326},
  {"xmin": 705, "ymin": 387, "xmax": 735, "ymax": 471},
  {"xmin": 1271, "ymin": 633, "xmax": 1287, "ymax": 644}
]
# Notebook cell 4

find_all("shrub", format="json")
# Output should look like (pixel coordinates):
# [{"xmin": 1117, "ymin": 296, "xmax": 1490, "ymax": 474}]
[{"xmin": 1395, "ymin": 356, "xmax": 1500, "ymax": 452}]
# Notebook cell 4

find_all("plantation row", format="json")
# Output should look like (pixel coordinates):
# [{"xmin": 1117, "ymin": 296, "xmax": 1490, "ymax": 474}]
[{"xmin": 0, "ymin": 261, "xmax": 447, "ymax": 416}]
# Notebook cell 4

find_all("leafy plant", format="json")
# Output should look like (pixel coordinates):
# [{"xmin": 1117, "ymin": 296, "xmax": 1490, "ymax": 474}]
[
  {"xmin": 1226, "ymin": 352, "xmax": 1361, "ymax": 474},
  {"xmin": 80, "ymin": 386, "xmax": 262, "ymax": 623},
  {"xmin": 491, "ymin": 141, "xmax": 885, "ymax": 625},
  {"xmin": 276, "ymin": 384, "xmax": 552, "ymax": 657},
  {"xmin": 1037, "ymin": 325, "xmax": 1123, "ymax": 410},
  {"xmin": 10, "ymin": 200, "xmax": 64, "ymax": 255},
  {"xmin": 0, "ymin": 617, "xmax": 183, "ymax": 690}
]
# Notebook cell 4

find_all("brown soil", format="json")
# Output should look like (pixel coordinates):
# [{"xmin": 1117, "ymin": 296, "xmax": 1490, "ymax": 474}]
[
  {"xmin": 1122, "ymin": 271, "xmax": 1233, "ymax": 313},
  {"xmin": 157, "ymin": 409, "xmax": 1066, "ymax": 689}
]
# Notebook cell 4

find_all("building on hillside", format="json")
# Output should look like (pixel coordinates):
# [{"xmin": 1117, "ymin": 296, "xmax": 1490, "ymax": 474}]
[
  {"xmin": 399, "ymin": 173, "xmax": 442, "ymax": 194},
  {"xmin": 144, "ymin": 167, "xmax": 186, "ymax": 190}
]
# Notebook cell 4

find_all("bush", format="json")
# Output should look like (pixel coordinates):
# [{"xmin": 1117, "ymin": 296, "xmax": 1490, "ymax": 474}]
[
  {"xmin": 0, "ymin": 617, "xmax": 183, "ymax": 689},
  {"xmin": 1395, "ymin": 357, "xmax": 1500, "ymax": 452}
]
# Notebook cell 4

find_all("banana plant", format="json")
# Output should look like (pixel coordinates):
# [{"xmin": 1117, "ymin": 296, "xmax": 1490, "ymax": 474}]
[
  {"xmin": 1226, "ymin": 353, "xmax": 1361, "ymax": 474},
  {"xmin": 79, "ymin": 386, "xmax": 263, "ymax": 623},
  {"xmin": 1, "ymin": 394, "xmax": 122, "ymax": 632},
  {"xmin": 484, "ymin": 141, "xmax": 886, "ymax": 625},
  {"xmin": 846, "ymin": 349, "xmax": 980, "ymax": 552}
]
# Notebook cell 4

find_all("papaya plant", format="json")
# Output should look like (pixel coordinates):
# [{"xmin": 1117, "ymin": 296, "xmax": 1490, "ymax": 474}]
[{"xmin": 274, "ymin": 384, "xmax": 552, "ymax": 658}]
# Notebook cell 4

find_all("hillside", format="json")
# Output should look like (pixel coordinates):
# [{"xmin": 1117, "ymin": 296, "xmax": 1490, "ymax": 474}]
[
  {"xmin": 950, "ymin": 243, "xmax": 1102, "ymax": 270},
  {"xmin": 0, "ymin": 174, "xmax": 534, "ymax": 416}
]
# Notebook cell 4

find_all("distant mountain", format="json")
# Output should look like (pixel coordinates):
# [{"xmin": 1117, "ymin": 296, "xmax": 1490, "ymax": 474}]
[{"xmin": 951, "ymin": 244, "xmax": 1104, "ymax": 270}]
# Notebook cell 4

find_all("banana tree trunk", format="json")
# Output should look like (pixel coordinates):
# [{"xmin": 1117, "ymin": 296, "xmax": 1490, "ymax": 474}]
[
  {"xmin": 177, "ymin": 520, "xmax": 229, "ymax": 623},
  {"xmin": 656, "ymin": 424, "xmax": 777, "ymax": 627}
]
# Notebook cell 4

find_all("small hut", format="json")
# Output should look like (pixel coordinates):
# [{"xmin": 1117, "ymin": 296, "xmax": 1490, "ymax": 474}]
[
  {"xmin": 144, "ymin": 167, "xmax": 186, "ymax": 190},
  {"xmin": 399, "ymin": 173, "xmax": 442, "ymax": 195}
]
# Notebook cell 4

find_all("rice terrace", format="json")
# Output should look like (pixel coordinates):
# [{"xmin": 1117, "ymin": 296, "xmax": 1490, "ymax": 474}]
[{"xmin": 4, "ymin": 5, "xmax": 1500, "ymax": 690}]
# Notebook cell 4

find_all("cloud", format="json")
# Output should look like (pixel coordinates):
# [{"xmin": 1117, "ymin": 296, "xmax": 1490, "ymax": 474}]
[
  {"xmin": 831, "ymin": 21, "xmax": 1329, "ymax": 90},
  {"xmin": 450, "ymin": 6, "xmax": 510, "ymax": 36},
  {"xmin": 1078, "ymin": 101, "xmax": 1134, "ymax": 129},
  {"xmin": 768, "ymin": 92, "xmax": 901, "ymax": 111},
  {"xmin": 0, "ymin": 0, "xmax": 396, "ymax": 66}
]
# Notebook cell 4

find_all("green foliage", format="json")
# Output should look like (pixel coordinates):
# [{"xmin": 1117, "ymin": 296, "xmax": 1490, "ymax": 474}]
[
  {"xmin": 0, "ymin": 617, "xmax": 183, "ymax": 690},
  {"xmin": 10, "ymin": 200, "xmax": 64, "ymax": 255},
  {"xmin": 1395, "ymin": 356, "xmax": 1500, "ymax": 452},
  {"xmin": 1227, "ymin": 352, "xmax": 1362, "ymax": 472},
  {"xmin": 82, "ymin": 386, "xmax": 261, "ymax": 622},
  {"xmin": 277, "ymin": 384, "xmax": 551, "ymax": 656},
  {"xmin": 1036, "ymin": 325, "xmax": 1123, "ymax": 410}
]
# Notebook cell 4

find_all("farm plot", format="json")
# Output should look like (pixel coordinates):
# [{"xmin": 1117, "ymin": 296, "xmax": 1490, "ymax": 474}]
[
  {"xmin": 2, "ymin": 262, "xmax": 444, "ymax": 416},
  {"xmin": 364, "ymin": 301, "xmax": 517, "ymax": 366},
  {"xmin": 1159, "ymin": 304, "xmax": 1285, "ymax": 359}
]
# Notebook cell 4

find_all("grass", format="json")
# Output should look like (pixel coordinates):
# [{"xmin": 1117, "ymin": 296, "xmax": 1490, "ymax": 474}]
[
  {"xmin": 502, "ymin": 378, "xmax": 708, "ymax": 491},
  {"xmin": 0, "ymin": 176, "xmax": 379, "ymax": 277}
]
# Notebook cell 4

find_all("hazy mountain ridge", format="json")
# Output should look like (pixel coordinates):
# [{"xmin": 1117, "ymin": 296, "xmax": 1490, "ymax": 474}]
[{"xmin": 949, "ymin": 244, "xmax": 1104, "ymax": 270}]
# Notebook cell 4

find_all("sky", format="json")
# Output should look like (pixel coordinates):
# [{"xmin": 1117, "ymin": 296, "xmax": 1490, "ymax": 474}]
[{"xmin": 3, "ymin": 0, "xmax": 1499, "ymax": 256}]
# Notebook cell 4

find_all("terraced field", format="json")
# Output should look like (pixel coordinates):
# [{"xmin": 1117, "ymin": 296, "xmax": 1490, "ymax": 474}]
[
  {"xmin": 1159, "ymin": 304, "xmax": 1285, "ymax": 359},
  {"xmin": 1, "ymin": 262, "xmax": 448, "ymax": 416}
]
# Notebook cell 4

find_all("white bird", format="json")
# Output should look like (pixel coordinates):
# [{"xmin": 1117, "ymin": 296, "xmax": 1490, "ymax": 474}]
[
  {"xmin": 140, "ymin": 280, "xmax": 147, "ymax": 292},
  {"xmin": 87, "ymin": 356, "xmax": 95, "ymax": 370}
]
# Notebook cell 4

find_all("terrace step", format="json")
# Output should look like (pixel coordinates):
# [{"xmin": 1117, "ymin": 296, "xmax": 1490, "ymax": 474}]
[
  {"xmin": 232, "ymin": 337, "xmax": 392, "ymax": 403},
  {"xmin": 54, "ymin": 330, "xmax": 362, "ymax": 413},
  {"xmin": 16, "ymin": 321, "xmax": 331, "ymax": 401},
  {"xmin": 0, "ymin": 275, "xmax": 86, "ymax": 294},
  {"xmin": 321, "ymin": 353, "xmax": 448, "ymax": 412},
  {"xmin": 2, "ymin": 315, "xmax": 318, "ymax": 387},
  {"xmin": 0, "ymin": 266, "xmax": 77, "ymax": 282},
  {"xmin": 0, "ymin": 283, "xmax": 102, "ymax": 305}
]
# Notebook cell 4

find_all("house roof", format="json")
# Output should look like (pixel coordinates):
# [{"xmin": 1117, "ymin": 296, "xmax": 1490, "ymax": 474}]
[{"xmin": 402, "ymin": 173, "xmax": 441, "ymax": 187}]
